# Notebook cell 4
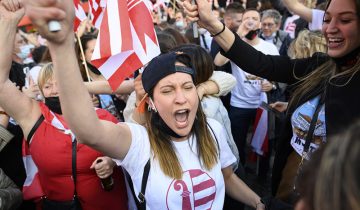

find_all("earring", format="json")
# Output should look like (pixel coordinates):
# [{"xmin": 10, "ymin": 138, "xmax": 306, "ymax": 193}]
[{"xmin": 148, "ymin": 98, "xmax": 158, "ymax": 113}]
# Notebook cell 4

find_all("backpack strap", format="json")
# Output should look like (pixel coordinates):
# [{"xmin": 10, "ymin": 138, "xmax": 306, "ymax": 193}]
[
  {"xmin": 125, "ymin": 159, "xmax": 150, "ymax": 210},
  {"xmin": 26, "ymin": 115, "xmax": 45, "ymax": 145}
]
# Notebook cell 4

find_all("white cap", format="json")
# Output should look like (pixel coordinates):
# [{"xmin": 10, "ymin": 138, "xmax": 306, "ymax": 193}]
[{"xmin": 48, "ymin": 20, "xmax": 61, "ymax": 32}]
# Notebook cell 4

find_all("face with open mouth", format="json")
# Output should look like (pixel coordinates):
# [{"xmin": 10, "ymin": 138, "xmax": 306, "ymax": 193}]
[
  {"xmin": 152, "ymin": 71, "xmax": 199, "ymax": 141},
  {"xmin": 322, "ymin": 0, "xmax": 360, "ymax": 58}
]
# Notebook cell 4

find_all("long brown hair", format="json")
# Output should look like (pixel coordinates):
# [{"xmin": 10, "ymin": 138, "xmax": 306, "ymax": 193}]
[
  {"xmin": 288, "ymin": 0, "xmax": 360, "ymax": 109},
  {"xmin": 146, "ymin": 104, "xmax": 218, "ymax": 179},
  {"xmin": 75, "ymin": 34, "xmax": 97, "ymax": 82},
  {"xmin": 144, "ymin": 55, "xmax": 218, "ymax": 179}
]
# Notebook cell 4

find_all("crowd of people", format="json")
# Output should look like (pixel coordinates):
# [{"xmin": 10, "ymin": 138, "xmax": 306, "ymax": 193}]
[{"xmin": 0, "ymin": 0, "xmax": 359, "ymax": 209}]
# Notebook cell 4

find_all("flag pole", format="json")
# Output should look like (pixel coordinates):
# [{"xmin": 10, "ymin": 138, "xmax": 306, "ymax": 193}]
[
  {"xmin": 76, "ymin": 32, "xmax": 92, "ymax": 82},
  {"xmin": 173, "ymin": 0, "xmax": 177, "ymax": 15},
  {"xmin": 191, "ymin": 0, "xmax": 198, "ymax": 38}
]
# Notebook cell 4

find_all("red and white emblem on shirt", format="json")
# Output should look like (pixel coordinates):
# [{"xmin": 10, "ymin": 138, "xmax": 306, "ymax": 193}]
[{"xmin": 166, "ymin": 169, "xmax": 216, "ymax": 210}]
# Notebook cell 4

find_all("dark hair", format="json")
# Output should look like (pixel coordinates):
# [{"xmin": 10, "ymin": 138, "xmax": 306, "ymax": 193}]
[
  {"xmin": 75, "ymin": 34, "xmax": 98, "ymax": 81},
  {"xmin": 157, "ymin": 32, "xmax": 177, "ymax": 54},
  {"xmin": 40, "ymin": 47, "xmax": 52, "ymax": 63},
  {"xmin": 184, "ymin": 28, "xmax": 200, "ymax": 46},
  {"xmin": 325, "ymin": 0, "xmax": 360, "ymax": 18},
  {"xmin": 163, "ymin": 27, "xmax": 189, "ymax": 45},
  {"xmin": 225, "ymin": 2, "xmax": 245, "ymax": 15},
  {"xmin": 78, "ymin": 34, "xmax": 97, "ymax": 53},
  {"xmin": 246, "ymin": 0, "xmax": 260, "ymax": 10},
  {"xmin": 172, "ymin": 44, "xmax": 214, "ymax": 85},
  {"xmin": 31, "ymin": 46, "xmax": 48, "ymax": 64}
]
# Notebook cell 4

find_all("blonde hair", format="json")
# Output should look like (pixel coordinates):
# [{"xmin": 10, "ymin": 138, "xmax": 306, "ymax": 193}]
[
  {"xmin": 37, "ymin": 62, "xmax": 54, "ymax": 96},
  {"xmin": 301, "ymin": 0, "xmax": 317, "ymax": 8},
  {"xmin": 288, "ymin": 29, "xmax": 327, "ymax": 59}
]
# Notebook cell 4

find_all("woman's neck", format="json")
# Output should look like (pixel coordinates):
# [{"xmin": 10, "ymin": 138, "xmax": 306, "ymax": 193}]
[{"xmin": 333, "ymin": 47, "xmax": 360, "ymax": 70}]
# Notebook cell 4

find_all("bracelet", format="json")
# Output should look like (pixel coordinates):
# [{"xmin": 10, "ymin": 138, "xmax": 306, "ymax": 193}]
[{"xmin": 210, "ymin": 22, "xmax": 226, "ymax": 37}]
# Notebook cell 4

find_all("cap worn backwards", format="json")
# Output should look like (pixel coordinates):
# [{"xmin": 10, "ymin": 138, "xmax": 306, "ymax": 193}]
[{"xmin": 141, "ymin": 51, "xmax": 196, "ymax": 94}]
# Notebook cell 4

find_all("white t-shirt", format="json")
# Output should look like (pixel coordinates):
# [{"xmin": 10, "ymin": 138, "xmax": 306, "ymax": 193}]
[
  {"xmin": 290, "ymin": 96, "xmax": 326, "ymax": 160},
  {"xmin": 230, "ymin": 39, "xmax": 279, "ymax": 109},
  {"xmin": 309, "ymin": 9, "xmax": 325, "ymax": 31},
  {"xmin": 116, "ymin": 118, "xmax": 236, "ymax": 210},
  {"xmin": 283, "ymin": 15, "xmax": 300, "ymax": 39}
]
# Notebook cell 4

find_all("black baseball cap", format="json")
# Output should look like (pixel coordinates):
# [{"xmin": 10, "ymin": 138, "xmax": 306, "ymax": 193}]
[{"xmin": 142, "ymin": 52, "xmax": 196, "ymax": 94}]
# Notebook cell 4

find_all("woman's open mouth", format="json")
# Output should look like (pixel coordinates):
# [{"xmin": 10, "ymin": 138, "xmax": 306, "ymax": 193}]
[
  {"xmin": 174, "ymin": 109, "xmax": 190, "ymax": 128},
  {"xmin": 328, "ymin": 37, "xmax": 345, "ymax": 49}
]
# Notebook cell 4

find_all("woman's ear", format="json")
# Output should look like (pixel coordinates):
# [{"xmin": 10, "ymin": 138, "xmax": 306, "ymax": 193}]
[{"xmin": 147, "ymin": 97, "xmax": 158, "ymax": 113}]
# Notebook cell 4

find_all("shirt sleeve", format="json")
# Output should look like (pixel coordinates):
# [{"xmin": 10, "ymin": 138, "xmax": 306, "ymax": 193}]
[
  {"xmin": 209, "ymin": 71, "xmax": 236, "ymax": 97},
  {"xmin": 113, "ymin": 122, "xmax": 151, "ymax": 179},
  {"xmin": 309, "ymin": 9, "xmax": 325, "ymax": 31}
]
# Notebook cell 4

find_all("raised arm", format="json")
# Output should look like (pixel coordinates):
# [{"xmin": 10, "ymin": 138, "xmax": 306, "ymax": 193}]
[
  {"xmin": 23, "ymin": 0, "xmax": 132, "ymax": 160},
  {"xmin": 209, "ymin": 71, "xmax": 236, "ymax": 96},
  {"xmin": 85, "ymin": 80, "xmax": 134, "ymax": 95},
  {"xmin": 0, "ymin": 0, "xmax": 41, "ymax": 136},
  {"xmin": 183, "ymin": 0, "xmax": 328, "ymax": 84},
  {"xmin": 184, "ymin": 0, "xmax": 235, "ymax": 53},
  {"xmin": 282, "ymin": 0, "xmax": 313, "ymax": 23}
]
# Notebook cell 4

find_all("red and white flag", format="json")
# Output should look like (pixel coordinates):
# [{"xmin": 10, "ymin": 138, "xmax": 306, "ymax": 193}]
[
  {"xmin": 88, "ymin": 0, "xmax": 106, "ymax": 29},
  {"xmin": 74, "ymin": 0, "xmax": 87, "ymax": 31},
  {"xmin": 151, "ymin": 0, "xmax": 166, "ymax": 12},
  {"xmin": 251, "ymin": 93, "xmax": 269, "ymax": 156},
  {"xmin": 91, "ymin": 0, "xmax": 160, "ymax": 91}
]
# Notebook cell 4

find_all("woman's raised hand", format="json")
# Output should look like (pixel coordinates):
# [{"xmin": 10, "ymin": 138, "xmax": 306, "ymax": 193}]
[
  {"xmin": 182, "ymin": 0, "xmax": 219, "ymax": 33},
  {"xmin": 22, "ymin": 0, "xmax": 74, "ymax": 45},
  {"xmin": 0, "ymin": 0, "xmax": 24, "ymax": 23}
]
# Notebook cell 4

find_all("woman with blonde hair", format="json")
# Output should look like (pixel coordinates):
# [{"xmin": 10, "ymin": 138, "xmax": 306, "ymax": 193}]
[
  {"xmin": 0, "ymin": 3, "xmax": 129, "ymax": 209},
  {"xmin": 287, "ymin": 29, "xmax": 327, "ymax": 59}
]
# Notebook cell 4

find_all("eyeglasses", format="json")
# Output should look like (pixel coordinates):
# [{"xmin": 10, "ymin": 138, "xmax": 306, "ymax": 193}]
[{"xmin": 262, "ymin": 23, "xmax": 275, "ymax": 28}]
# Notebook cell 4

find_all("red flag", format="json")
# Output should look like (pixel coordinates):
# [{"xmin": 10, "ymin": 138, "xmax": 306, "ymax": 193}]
[
  {"xmin": 74, "ymin": 0, "xmax": 87, "ymax": 31},
  {"xmin": 251, "ymin": 93, "xmax": 269, "ymax": 157},
  {"xmin": 91, "ymin": 0, "xmax": 160, "ymax": 91},
  {"xmin": 88, "ymin": 0, "xmax": 105, "ymax": 29}
]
